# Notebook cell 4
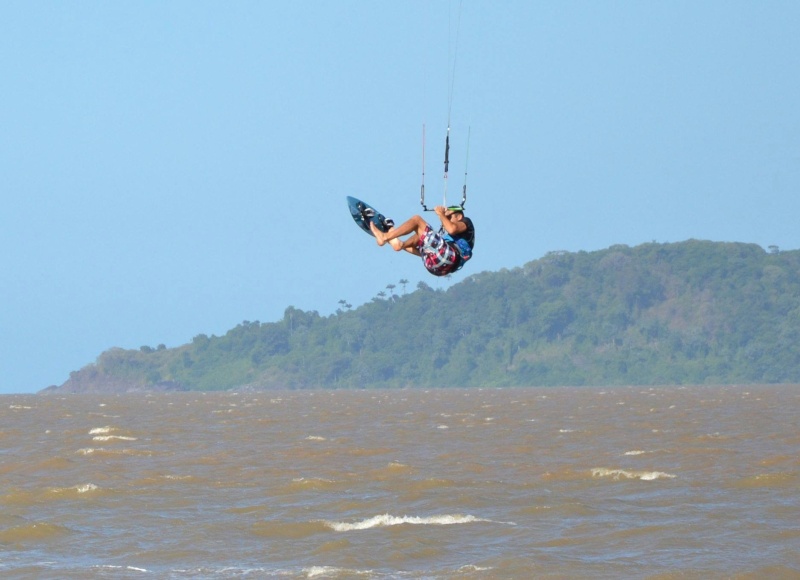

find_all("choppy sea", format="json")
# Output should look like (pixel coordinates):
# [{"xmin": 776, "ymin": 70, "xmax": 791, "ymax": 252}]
[{"xmin": 1, "ymin": 386, "xmax": 798, "ymax": 578}]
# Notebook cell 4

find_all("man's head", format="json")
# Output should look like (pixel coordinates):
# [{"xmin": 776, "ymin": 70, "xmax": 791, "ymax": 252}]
[{"xmin": 445, "ymin": 206, "xmax": 465, "ymax": 221}]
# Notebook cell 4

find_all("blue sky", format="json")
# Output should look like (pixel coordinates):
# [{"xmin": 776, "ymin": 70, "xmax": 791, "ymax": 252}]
[{"xmin": 2, "ymin": 1, "xmax": 799, "ymax": 393}]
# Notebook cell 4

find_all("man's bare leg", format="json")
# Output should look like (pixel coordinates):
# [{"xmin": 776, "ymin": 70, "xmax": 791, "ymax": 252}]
[
  {"xmin": 398, "ymin": 233, "xmax": 421, "ymax": 255},
  {"xmin": 371, "ymin": 215, "xmax": 429, "ymax": 248}
]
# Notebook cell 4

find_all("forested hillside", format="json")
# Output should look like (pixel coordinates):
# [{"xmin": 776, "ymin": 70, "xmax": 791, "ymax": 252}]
[{"xmin": 45, "ymin": 240, "xmax": 800, "ymax": 392}]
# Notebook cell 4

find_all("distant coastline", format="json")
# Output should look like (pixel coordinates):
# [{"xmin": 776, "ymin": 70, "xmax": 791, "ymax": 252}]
[{"xmin": 43, "ymin": 240, "xmax": 800, "ymax": 393}]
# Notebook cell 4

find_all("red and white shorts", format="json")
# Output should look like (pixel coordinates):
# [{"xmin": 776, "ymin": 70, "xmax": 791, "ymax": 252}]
[{"xmin": 418, "ymin": 226, "xmax": 459, "ymax": 276}]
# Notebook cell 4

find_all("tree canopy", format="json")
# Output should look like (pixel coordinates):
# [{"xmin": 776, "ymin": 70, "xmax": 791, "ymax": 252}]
[{"xmin": 48, "ymin": 240, "xmax": 800, "ymax": 392}]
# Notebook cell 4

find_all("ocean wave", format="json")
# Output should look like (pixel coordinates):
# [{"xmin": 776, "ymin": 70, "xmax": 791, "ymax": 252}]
[
  {"xmin": 0, "ymin": 522, "xmax": 70, "ymax": 543},
  {"xmin": 251, "ymin": 520, "xmax": 330, "ymax": 539},
  {"xmin": 92, "ymin": 435, "xmax": 137, "ymax": 441},
  {"xmin": 49, "ymin": 483, "xmax": 99, "ymax": 495},
  {"xmin": 406, "ymin": 478, "xmax": 457, "ymax": 492},
  {"xmin": 76, "ymin": 447, "xmax": 153, "ymax": 457},
  {"xmin": 75, "ymin": 483, "xmax": 99, "ymax": 493},
  {"xmin": 591, "ymin": 468, "xmax": 676, "ymax": 481},
  {"xmin": 323, "ymin": 513, "xmax": 492, "ymax": 532},
  {"xmin": 303, "ymin": 565, "xmax": 373, "ymax": 578},
  {"xmin": 92, "ymin": 565, "xmax": 148, "ymax": 573},
  {"xmin": 457, "ymin": 564, "xmax": 494, "ymax": 573},
  {"xmin": 291, "ymin": 477, "xmax": 337, "ymax": 489},
  {"xmin": 734, "ymin": 472, "xmax": 796, "ymax": 488},
  {"xmin": 387, "ymin": 461, "xmax": 412, "ymax": 470},
  {"xmin": 89, "ymin": 426, "xmax": 113, "ymax": 434}
]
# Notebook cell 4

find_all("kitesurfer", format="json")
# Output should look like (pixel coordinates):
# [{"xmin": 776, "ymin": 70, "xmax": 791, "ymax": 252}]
[{"xmin": 370, "ymin": 205, "xmax": 475, "ymax": 276}]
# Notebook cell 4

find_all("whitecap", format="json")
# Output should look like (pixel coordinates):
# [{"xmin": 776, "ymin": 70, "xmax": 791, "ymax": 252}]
[
  {"xmin": 292, "ymin": 477, "xmax": 335, "ymax": 485},
  {"xmin": 93, "ymin": 565, "xmax": 148, "ymax": 573},
  {"xmin": 92, "ymin": 435, "xmax": 137, "ymax": 441},
  {"xmin": 50, "ymin": 483, "xmax": 99, "ymax": 494},
  {"xmin": 304, "ymin": 566, "xmax": 372, "ymax": 578},
  {"xmin": 458, "ymin": 564, "xmax": 493, "ymax": 573},
  {"xmin": 639, "ymin": 471, "xmax": 675, "ymax": 481},
  {"xmin": 591, "ymin": 467, "xmax": 676, "ymax": 481},
  {"xmin": 305, "ymin": 435, "xmax": 326, "ymax": 441},
  {"xmin": 89, "ymin": 426, "xmax": 113, "ymax": 434},
  {"xmin": 323, "ymin": 513, "xmax": 491, "ymax": 532}
]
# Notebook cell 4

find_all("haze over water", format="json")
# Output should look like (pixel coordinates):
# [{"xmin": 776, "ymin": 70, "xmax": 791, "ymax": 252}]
[{"xmin": 1, "ymin": 385, "xmax": 798, "ymax": 578}]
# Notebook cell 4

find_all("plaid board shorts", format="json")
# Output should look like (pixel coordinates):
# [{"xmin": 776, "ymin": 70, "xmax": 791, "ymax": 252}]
[{"xmin": 417, "ymin": 226, "xmax": 459, "ymax": 276}]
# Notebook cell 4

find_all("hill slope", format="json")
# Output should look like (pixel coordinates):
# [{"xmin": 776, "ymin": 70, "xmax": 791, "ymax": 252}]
[{"xmin": 44, "ymin": 240, "xmax": 800, "ymax": 392}]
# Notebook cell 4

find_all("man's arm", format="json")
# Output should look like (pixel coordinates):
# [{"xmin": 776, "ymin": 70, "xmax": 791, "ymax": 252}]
[{"xmin": 435, "ymin": 206, "xmax": 467, "ymax": 236}]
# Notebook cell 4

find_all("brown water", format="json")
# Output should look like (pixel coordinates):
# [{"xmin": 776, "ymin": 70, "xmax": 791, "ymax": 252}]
[{"xmin": 1, "ymin": 386, "xmax": 798, "ymax": 578}]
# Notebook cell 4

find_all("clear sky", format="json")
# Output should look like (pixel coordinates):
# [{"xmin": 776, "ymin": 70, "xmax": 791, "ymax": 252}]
[{"xmin": 2, "ymin": 1, "xmax": 799, "ymax": 394}]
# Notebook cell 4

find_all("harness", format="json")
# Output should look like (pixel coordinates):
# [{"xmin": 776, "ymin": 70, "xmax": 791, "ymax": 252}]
[{"xmin": 442, "ymin": 231, "xmax": 473, "ymax": 272}]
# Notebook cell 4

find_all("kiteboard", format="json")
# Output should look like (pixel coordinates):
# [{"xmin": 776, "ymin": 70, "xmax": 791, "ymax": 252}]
[{"xmin": 346, "ymin": 196, "xmax": 394, "ymax": 237}]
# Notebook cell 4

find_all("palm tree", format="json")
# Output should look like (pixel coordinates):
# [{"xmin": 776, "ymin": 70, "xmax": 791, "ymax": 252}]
[{"xmin": 399, "ymin": 279, "xmax": 409, "ymax": 294}]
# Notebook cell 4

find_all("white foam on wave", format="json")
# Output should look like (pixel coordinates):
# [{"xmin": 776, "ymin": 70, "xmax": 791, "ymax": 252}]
[
  {"xmin": 624, "ymin": 450, "xmax": 650, "ymax": 456},
  {"xmin": 75, "ymin": 483, "xmax": 99, "ymax": 493},
  {"xmin": 51, "ymin": 483, "xmax": 99, "ymax": 494},
  {"xmin": 458, "ymin": 564, "xmax": 493, "ymax": 573},
  {"xmin": 592, "ymin": 468, "xmax": 676, "ymax": 481},
  {"xmin": 304, "ymin": 566, "xmax": 372, "ymax": 578},
  {"xmin": 324, "ymin": 513, "xmax": 494, "ymax": 532},
  {"xmin": 93, "ymin": 565, "xmax": 148, "ymax": 573},
  {"xmin": 305, "ymin": 435, "xmax": 326, "ymax": 441},
  {"xmin": 89, "ymin": 426, "xmax": 113, "ymax": 434},
  {"xmin": 92, "ymin": 435, "xmax": 137, "ymax": 441},
  {"xmin": 76, "ymin": 447, "xmax": 152, "ymax": 457},
  {"xmin": 292, "ymin": 477, "xmax": 335, "ymax": 485}
]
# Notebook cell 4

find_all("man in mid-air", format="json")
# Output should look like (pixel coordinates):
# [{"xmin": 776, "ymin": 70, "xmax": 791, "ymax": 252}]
[{"xmin": 370, "ymin": 205, "xmax": 475, "ymax": 277}]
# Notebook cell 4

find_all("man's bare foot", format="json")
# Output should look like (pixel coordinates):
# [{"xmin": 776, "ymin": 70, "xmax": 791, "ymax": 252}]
[{"xmin": 369, "ymin": 221, "xmax": 387, "ymax": 246}]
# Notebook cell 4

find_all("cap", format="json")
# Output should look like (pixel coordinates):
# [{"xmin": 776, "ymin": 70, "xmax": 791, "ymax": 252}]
[{"xmin": 446, "ymin": 205, "xmax": 464, "ymax": 213}]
